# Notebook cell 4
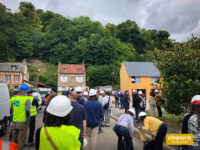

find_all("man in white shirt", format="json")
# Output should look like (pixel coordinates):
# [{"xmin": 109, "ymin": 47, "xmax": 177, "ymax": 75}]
[{"xmin": 102, "ymin": 91, "xmax": 112, "ymax": 127}]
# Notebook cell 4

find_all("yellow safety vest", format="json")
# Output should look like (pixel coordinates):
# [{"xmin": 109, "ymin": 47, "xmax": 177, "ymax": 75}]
[
  {"xmin": 28, "ymin": 96, "xmax": 37, "ymax": 117},
  {"xmin": 39, "ymin": 125, "xmax": 81, "ymax": 150},
  {"xmin": 11, "ymin": 96, "xmax": 30, "ymax": 123}
]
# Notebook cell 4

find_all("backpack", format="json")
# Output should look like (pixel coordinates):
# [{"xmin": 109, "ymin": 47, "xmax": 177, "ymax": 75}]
[{"xmin": 104, "ymin": 97, "xmax": 110, "ymax": 109}]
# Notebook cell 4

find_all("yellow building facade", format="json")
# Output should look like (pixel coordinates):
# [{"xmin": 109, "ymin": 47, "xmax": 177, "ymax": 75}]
[{"xmin": 120, "ymin": 62, "xmax": 160, "ymax": 99}]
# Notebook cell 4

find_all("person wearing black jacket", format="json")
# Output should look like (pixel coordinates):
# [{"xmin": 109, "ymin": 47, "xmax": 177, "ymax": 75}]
[
  {"xmin": 132, "ymin": 89, "xmax": 138, "ymax": 108},
  {"xmin": 123, "ymin": 90, "xmax": 130, "ymax": 113},
  {"xmin": 135, "ymin": 91, "xmax": 143, "ymax": 123}
]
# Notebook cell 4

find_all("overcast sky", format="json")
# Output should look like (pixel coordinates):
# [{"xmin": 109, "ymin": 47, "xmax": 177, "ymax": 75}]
[{"xmin": 1, "ymin": 0, "xmax": 200, "ymax": 42}]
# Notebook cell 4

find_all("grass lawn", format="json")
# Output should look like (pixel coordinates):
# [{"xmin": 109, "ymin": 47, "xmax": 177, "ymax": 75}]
[{"xmin": 145, "ymin": 110, "xmax": 183, "ymax": 132}]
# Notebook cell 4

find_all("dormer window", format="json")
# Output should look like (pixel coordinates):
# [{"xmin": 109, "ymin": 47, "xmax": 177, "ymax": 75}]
[
  {"xmin": 12, "ymin": 65, "xmax": 17, "ymax": 71},
  {"xmin": 62, "ymin": 68, "xmax": 67, "ymax": 72},
  {"xmin": 77, "ymin": 68, "xmax": 82, "ymax": 73}
]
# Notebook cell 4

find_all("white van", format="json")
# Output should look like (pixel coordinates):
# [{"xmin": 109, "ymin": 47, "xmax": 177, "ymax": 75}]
[{"xmin": 0, "ymin": 79, "xmax": 10, "ymax": 136}]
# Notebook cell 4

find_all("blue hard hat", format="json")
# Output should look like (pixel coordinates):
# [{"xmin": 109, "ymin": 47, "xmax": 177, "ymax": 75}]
[{"xmin": 19, "ymin": 84, "xmax": 30, "ymax": 92}]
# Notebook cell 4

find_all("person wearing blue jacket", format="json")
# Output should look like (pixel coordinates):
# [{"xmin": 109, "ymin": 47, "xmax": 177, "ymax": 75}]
[{"xmin": 83, "ymin": 89, "xmax": 104, "ymax": 150}]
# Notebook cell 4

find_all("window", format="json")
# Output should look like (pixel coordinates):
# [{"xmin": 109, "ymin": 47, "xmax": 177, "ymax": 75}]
[
  {"xmin": 62, "ymin": 68, "xmax": 67, "ymax": 72},
  {"xmin": 76, "ymin": 77, "xmax": 83, "ymax": 82},
  {"xmin": 135, "ymin": 77, "xmax": 140, "ymax": 84},
  {"xmin": 131, "ymin": 76, "xmax": 135, "ymax": 83},
  {"xmin": 12, "ymin": 66, "xmax": 17, "ymax": 71},
  {"xmin": 14, "ymin": 75, "xmax": 19, "ymax": 82},
  {"xmin": 151, "ymin": 77, "xmax": 159, "ymax": 84},
  {"xmin": 6, "ymin": 75, "xmax": 11, "ymax": 81},
  {"xmin": 77, "ymin": 68, "xmax": 82, "ymax": 73},
  {"xmin": 61, "ymin": 76, "xmax": 67, "ymax": 82}
]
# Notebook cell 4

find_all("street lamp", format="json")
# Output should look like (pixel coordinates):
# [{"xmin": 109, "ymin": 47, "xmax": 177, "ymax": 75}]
[{"xmin": 112, "ymin": 72, "xmax": 114, "ymax": 91}]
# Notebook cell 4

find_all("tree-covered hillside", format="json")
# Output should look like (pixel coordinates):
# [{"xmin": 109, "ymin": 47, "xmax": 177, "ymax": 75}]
[{"xmin": 0, "ymin": 2, "xmax": 172, "ymax": 88}]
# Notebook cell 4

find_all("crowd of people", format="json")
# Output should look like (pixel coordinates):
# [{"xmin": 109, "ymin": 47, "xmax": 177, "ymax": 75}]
[{"xmin": 1, "ymin": 84, "xmax": 200, "ymax": 150}]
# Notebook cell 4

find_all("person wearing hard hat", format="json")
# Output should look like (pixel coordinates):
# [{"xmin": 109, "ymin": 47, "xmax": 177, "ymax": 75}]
[
  {"xmin": 83, "ymin": 91, "xmax": 88, "ymax": 101},
  {"xmin": 114, "ymin": 108, "xmax": 135, "ymax": 150},
  {"xmin": 35, "ymin": 95, "xmax": 81, "ymax": 150},
  {"xmin": 135, "ymin": 91, "xmax": 143, "ymax": 123},
  {"xmin": 10, "ymin": 84, "xmax": 31, "ymax": 150},
  {"xmin": 155, "ymin": 89, "xmax": 162, "ymax": 117},
  {"xmin": 180, "ymin": 95, "xmax": 200, "ymax": 150},
  {"xmin": 83, "ymin": 89, "xmax": 104, "ymax": 150},
  {"xmin": 27, "ymin": 89, "xmax": 39, "ymax": 147},
  {"xmin": 98, "ymin": 91, "xmax": 105, "ymax": 133},
  {"xmin": 102, "ymin": 91, "xmax": 112, "ymax": 127},
  {"xmin": 68, "ymin": 91, "xmax": 87, "ymax": 150},
  {"xmin": 138, "ymin": 112, "xmax": 167, "ymax": 150},
  {"xmin": 132, "ymin": 89, "xmax": 138, "ymax": 108},
  {"xmin": 76, "ymin": 87, "xmax": 85, "ymax": 105}
]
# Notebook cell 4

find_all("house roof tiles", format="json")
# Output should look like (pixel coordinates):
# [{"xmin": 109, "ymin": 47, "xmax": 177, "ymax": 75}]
[
  {"xmin": 0, "ymin": 63, "xmax": 26, "ymax": 73},
  {"xmin": 58, "ymin": 64, "xmax": 86, "ymax": 74},
  {"xmin": 123, "ymin": 62, "xmax": 160, "ymax": 77}
]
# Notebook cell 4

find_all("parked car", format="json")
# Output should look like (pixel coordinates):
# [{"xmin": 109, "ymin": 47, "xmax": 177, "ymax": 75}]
[{"xmin": 0, "ymin": 79, "xmax": 10, "ymax": 136}]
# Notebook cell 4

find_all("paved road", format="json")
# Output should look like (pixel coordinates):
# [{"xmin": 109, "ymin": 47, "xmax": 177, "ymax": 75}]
[{"xmin": 1, "ymin": 106, "xmax": 144, "ymax": 150}]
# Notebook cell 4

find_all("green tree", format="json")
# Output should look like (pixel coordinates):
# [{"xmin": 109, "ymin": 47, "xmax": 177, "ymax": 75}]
[{"xmin": 149, "ymin": 37, "xmax": 200, "ymax": 115}]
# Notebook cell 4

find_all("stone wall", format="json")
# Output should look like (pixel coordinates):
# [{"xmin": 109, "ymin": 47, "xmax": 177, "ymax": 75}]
[{"xmin": 58, "ymin": 73, "xmax": 86, "ymax": 91}]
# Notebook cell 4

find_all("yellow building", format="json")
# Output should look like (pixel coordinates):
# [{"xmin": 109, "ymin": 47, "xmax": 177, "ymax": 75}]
[{"xmin": 120, "ymin": 62, "xmax": 160, "ymax": 99}]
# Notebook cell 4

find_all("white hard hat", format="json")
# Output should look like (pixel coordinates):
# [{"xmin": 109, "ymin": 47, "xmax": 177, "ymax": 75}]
[
  {"xmin": 76, "ymin": 87, "xmax": 82, "ymax": 92},
  {"xmin": 127, "ymin": 108, "xmax": 135, "ymax": 115},
  {"xmin": 46, "ymin": 95, "xmax": 73, "ymax": 117},
  {"xmin": 155, "ymin": 89, "xmax": 159, "ymax": 93},
  {"xmin": 132, "ymin": 89, "xmax": 137, "ymax": 92},
  {"xmin": 191, "ymin": 95, "xmax": 200, "ymax": 104},
  {"xmin": 89, "ymin": 89, "xmax": 97, "ymax": 96},
  {"xmin": 138, "ymin": 91, "xmax": 143, "ymax": 95},
  {"xmin": 138, "ymin": 112, "xmax": 147, "ymax": 118},
  {"xmin": 83, "ymin": 138, "xmax": 88, "ymax": 148},
  {"xmin": 100, "ymin": 91, "xmax": 105, "ymax": 94},
  {"xmin": 83, "ymin": 91, "xmax": 88, "ymax": 96}
]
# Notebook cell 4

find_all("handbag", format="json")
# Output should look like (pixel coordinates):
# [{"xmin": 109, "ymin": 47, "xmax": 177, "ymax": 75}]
[
  {"xmin": 143, "ymin": 140, "xmax": 155, "ymax": 150},
  {"xmin": 104, "ymin": 97, "xmax": 110, "ymax": 109},
  {"xmin": 44, "ymin": 127, "xmax": 59, "ymax": 150}
]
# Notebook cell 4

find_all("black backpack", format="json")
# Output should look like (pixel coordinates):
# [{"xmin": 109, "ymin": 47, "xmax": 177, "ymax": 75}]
[{"xmin": 104, "ymin": 97, "xmax": 110, "ymax": 109}]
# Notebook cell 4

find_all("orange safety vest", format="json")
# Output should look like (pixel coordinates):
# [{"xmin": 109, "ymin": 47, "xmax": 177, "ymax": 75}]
[{"xmin": 0, "ymin": 140, "xmax": 17, "ymax": 150}]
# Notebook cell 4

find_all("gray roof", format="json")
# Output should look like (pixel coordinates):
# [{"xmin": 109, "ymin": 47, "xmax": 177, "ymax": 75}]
[
  {"xmin": 0, "ymin": 63, "xmax": 26, "ymax": 73},
  {"xmin": 123, "ymin": 62, "xmax": 160, "ymax": 77}
]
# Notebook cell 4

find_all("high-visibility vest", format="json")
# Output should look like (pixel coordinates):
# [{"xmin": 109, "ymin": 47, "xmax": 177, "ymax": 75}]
[
  {"xmin": 0, "ymin": 140, "xmax": 17, "ymax": 150},
  {"xmin": 11, "ymin": 96, "xmax": 30, "ymax": 123},
  {"xmin": 39, "ymin": 125, "xmax": 81, "ymax": 150},
  {"xmin": 28, "ymin": 96, "xmax": 37, "ymax": 117}
]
